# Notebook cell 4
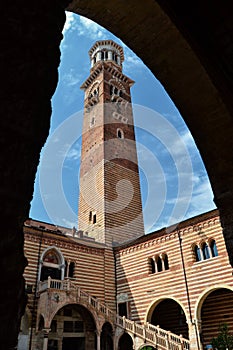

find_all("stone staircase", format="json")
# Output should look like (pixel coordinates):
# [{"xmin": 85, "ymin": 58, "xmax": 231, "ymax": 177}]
[{"xmin": 39, "ymin": 278, "xmax": 190, "ymax": 350}]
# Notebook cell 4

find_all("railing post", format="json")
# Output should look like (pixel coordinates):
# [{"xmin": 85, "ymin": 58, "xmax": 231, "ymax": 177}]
[
  {"xmin": 48, "ymin": 276, "xmax": 51, "ymax": 289},
  {"xmin": 166, "ymin": 331, "xmax": 171, "ymax": 350},
  {"xmin": 133, "ymin": 321, "xmax": 135, "ymax": 334},
  {"xmin": 178, "ymin": 340, "xmax": 183, "ymax": 350},
  {"xmin": 123, "ymin": 316, "xmax": 126, "ymax": 329},
  {"xmin": 143, "ymin": 324, "xmax": 146, "ymax": 340}
]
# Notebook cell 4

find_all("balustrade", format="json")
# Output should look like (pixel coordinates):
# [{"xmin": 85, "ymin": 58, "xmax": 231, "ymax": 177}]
[{"xmin": 38, "ymin": 278, "xmax": 190, "ymax": 350}]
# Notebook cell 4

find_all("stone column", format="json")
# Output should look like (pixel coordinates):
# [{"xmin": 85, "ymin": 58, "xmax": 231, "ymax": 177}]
[
  {"xmin": 42, "ymin": 329, "xmax": 50, "ymax": 350},
  {"xmin": 0, "ymin": 1, "xmax": 70, "ymax": 348},
  {"xmin": 96, "ymin": 331, "xmax": 101, "ymax": 350},
  {"xmin": 109, "ymin": 51, "xmax": 113, "ymax": 61},
  {"xmin": 188, "ymin": 321, "xmax": 202, "ymax": 350},
  {"xmin": 97, "ymin": 51, "xmax": 102, "ymax": 61}
]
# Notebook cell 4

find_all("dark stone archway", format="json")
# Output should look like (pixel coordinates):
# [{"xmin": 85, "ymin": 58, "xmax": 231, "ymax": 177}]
[
  {"xmin": 118, "ymin": 332, "xmax": 133, "ymax": 350},
  {"xmin": 201, "ymin": 288, "xmax": 233, "ymax": 348},
  {"xmin": 101, "ymin": 322, "xmax": 113, "ymax": 350},
  {"xmin": 150, "ymin": 299, "xmax": 189, "ymax": 339},
  {"xmin": 2, "ymin": 0, "xmax": 233, "ymax": 348}
]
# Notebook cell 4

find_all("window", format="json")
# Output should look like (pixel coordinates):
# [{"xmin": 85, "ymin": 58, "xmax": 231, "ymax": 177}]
[
  {"xmin": 118, "ymin": 302, "xmax": 128, "ymax": 317},
  {"xmin": 110, "ymin": 85, "xmax": 113, "ymax": 95},
  {"xmin": 149, "ymin": 254, "xmax": 169, "ymax": 274},
  {"xmin": 149, "ymin": 258, "xmax": 155, "ymax": 274},
  {"xmin": 157, "ymin": 256, "xmax": 163, "ymax": 272},
  {"xmin": 194, "ymin": 245, "xmax": 202, "ymax": 262},
  {"xmin": 193, "ymin": 240, "xmax": 218, "ymax": 262},
  {"xmin": 202, "ymin": 242, "xmax": 210, "ymax": 260},
  {"xmin": 210, "ymin": 239, "xmax": 218, "ymax": 257},
  {"xmin": 164, "ymin": 254, "xmax": 169, "ymax": 270},
  {"xmin": 89, "ymin": 211, "xmax": 96, "ymax": 224},
  {"xmin": 40, "ymin": 248, "xmax": 63, "ymax": 282},
  {"xmin": 65, "ymin": 261, "xmax": 75, "ymax": 278},
  {"xmin": 117, "ymin": 128, "xmax": 124, "ymax": 139}
]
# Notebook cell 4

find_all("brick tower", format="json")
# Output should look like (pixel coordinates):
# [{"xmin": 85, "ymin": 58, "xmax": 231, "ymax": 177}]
[{"xmin": 78, "ymin": 40, "xmax": 144, "ymax": 246}]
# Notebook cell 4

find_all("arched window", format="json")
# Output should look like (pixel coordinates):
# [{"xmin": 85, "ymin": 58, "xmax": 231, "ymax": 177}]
[
  {"xmin": 164, "ymin": 254, "xmax": 169, "ymax": 270},
  {"xmin": 65, "ymin": 261, "xmax": 75, "ymax": 278},
  {"xmin": 194, "ymin": 245, "xmax": 202, "ymax": 262},
  {"xmin": 110, "ymin": 85, "xmax": 113, "ymax": 95},
  {"xmin": 157, "ymin": 256, "xmax": 163, "ymax": 272},
  {"xmin": 209, "ymin": 240, "xmax": 218, "ymax": 257},
  {"xmin": 148, "ymin": 258, "xmax": 155, "ymax": 274},
  {"xmin": 40, "ymin": 248, "xmax": 64, "ymax": 282},
  {"xmin": 202, "ymin": 242, "xmax": 210, "ymax": 260},
  {"xmin": 117, "ymin": 128, "xmax": 124, "ymax": 139}
]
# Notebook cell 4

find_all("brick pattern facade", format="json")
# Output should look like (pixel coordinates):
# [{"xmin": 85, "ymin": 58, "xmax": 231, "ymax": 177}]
[
  {"xmin": 78, "ymin": 42, "xmax": 144, "ymax": 245},
  {"xmin": 114, "ymin": 210, "xmax": 233, "ymax": 348}
]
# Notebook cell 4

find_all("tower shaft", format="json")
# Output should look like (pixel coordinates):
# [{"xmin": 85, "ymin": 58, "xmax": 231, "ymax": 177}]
[{"xmin": 78, "ymin": 40, "xmax": 144, "ymax": 246}]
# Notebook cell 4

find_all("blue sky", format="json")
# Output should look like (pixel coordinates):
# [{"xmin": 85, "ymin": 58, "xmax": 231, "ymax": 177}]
[{"xmin": 29, "ymin": 12, "xmax": 216, "ymax": 233}]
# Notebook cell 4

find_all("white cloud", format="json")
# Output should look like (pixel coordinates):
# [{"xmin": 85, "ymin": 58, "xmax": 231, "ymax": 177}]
[
  {"xmin": 62, "ymin": 68, "xmax": 81, "ymax": 87},
  {"xmin": 62, "ymin": 12, "xmax": 76, "ymax": 34},
  {"xmin": 77, "ymin": 16, "xmax": 107, "ymax": 40},
  {"xmin": 123, "ymin": 49, "xmax": 144, "ymax": 73}
]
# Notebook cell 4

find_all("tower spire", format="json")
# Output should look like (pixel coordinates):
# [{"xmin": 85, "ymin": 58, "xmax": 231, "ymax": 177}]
[{"xmin": 78, "ymin": 40, "xmax": 144, "ymax": 246}]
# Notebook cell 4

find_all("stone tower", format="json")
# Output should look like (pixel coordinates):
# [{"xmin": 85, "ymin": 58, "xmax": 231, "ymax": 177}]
[{"xmin": 78, "ymin": 40, "xmax": 144, "ymax": 246}]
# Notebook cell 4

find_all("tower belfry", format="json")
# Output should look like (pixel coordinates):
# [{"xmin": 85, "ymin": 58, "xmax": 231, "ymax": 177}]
[{"xmin": 78, "ymin": 40, "xmax": 144, "ymax": 246}]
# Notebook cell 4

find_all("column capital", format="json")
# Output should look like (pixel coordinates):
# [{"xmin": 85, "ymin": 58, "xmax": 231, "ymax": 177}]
[{"xmin": 42, "ymin": 328, "xmax": 51, "ymax": 337}]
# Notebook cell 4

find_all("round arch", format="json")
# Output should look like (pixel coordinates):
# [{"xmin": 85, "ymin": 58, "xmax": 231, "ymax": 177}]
[
  {"xmin": 195, "ymin": 286, "xmax": 233, "ymax": 348},
  {"xmin": 194, "ymin": 284, "xmax": 233, "ymax": 321},
  {"xmin": 47, "ymin": 303, "xmax": 97, "ymax": 350},
  {"xmin": 47, "ymin": 301, "xmax": 100, "ymax": 331},
  {"xmin": 101, "ymin": 322, "xmax": 114, "ymax": 350},
  {"xmin": 146, "ymin": 297, "xmax": 189, "ymax": 339},
  {"xmin": 145, "ymin": 296, "xmax": 190, "ymax": 325},
  {"xmin": 118, "ymin": 332, "xmax": 133, "ymax": 350}
]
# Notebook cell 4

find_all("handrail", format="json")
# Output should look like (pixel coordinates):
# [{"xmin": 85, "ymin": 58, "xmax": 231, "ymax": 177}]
[{"xmin": 38, "ymin": 278, "xmax": 190, "ymax": 350}]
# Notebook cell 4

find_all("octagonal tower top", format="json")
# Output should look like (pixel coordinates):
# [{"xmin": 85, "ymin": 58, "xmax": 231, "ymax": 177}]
[{"xmin": 88, "ymin": 40, "xmax": 124, "ymax": 70}]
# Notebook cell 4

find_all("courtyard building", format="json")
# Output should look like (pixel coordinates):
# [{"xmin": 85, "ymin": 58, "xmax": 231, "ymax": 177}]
[{"xmin": 19, "ymin": 40, "xmax": 233, "ymax": 350}]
